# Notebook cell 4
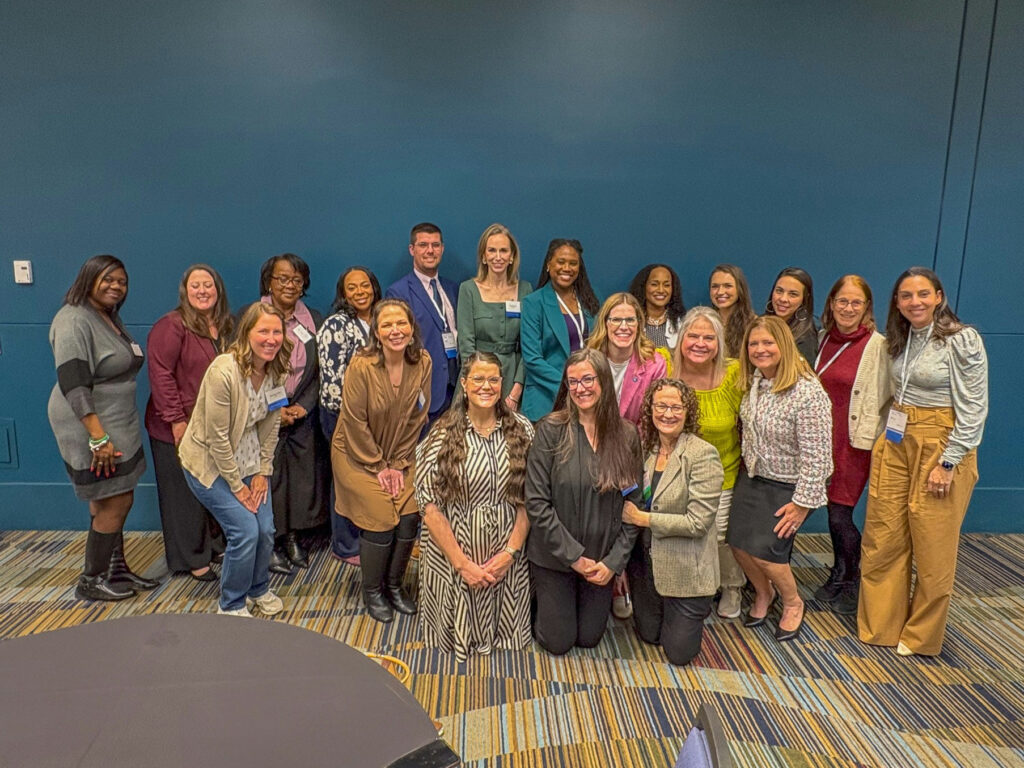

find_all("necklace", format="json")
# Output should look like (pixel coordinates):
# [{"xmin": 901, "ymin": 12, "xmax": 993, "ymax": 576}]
[
  {"xmin": 647, "ymin": 312, "xmax": 667, "ymax": 327},
  {"xmin": 471, "ymin": 419, "xmax": 498, "ymax": 437}
]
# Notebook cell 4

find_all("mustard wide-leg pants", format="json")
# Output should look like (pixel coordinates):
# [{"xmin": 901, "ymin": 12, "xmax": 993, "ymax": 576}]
[{"xmin": 857, "ymin": 406, "xmax": 978, "ymax": 656}]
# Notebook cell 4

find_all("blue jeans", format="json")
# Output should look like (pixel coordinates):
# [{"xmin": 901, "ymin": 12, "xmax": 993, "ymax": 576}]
[
  {"xmin": 319, "ymin": 407, "xmax": 360, "ymax": 558},
  {"xmin": 184, "ymin": 470, "xmax": 275, "ymax": 611}
]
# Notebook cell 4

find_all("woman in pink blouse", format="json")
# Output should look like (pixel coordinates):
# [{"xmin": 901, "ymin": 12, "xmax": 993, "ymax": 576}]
[
  {"xmin": 146, "ymin": 264, "xmax": 233, "ymax": 580},
  {"xmin": 728, "ymin": 315, "xmax": 832, "ymax": 642}
]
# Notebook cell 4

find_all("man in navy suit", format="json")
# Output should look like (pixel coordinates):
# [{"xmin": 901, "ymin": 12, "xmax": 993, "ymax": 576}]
[{"xmin": 385, "ymin": 222, "xmax": 459, "ymax": 423}]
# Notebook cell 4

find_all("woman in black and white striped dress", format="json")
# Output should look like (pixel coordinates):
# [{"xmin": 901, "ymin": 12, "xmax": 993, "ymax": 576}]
[{"xmin": 415, "ymin": 352, "xmax": 534, "ymax": 661}]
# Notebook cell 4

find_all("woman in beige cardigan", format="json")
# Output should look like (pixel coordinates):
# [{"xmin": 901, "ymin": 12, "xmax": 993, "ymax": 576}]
[
  {"xmin": 622, "ymin": 378, "xmax": 724, "ymax": 665},
  {"xmin": 180, "ymin": 303, "xmax": 290, "ymax": 617}
]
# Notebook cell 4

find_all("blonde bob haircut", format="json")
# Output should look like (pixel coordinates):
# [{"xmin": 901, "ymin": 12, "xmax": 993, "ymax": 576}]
[
  {"xmin": 738, "ymin": 315, "xmax": 816, "ymax": 394},
  {"xmin": 475, "ymin": 223, "xmax": 521, "ymax": 283},
  {"xmin": 587, "ymin": 292, "xmax": 656, "ymax": 363},
  {"xmin": 672, "ymin": 306, "xmax": 728, "ymax": 383},
  {"xmin": 229, "ymin": 302, "xmax": 293, "ymax": 381}
]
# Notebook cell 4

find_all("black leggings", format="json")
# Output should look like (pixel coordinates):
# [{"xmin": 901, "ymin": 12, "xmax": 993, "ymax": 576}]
[
  {"xmin": 360, "ymin": 513, "xmax": 420, "ymax": 545},
  {"xmin": 827, "ymin": 502, "xmax": 861, "ymax": 580},
  {"xmin": 627, "ymin": 539, "xmax": 713, "ymax": 665},
  {"xmin": 531, "ymin": 562, "xmax": 613, "ymax": 655}
]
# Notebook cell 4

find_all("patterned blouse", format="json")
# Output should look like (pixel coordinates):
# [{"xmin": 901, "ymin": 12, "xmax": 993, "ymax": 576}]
[
  {"xmin": 740, "ymin": 371, "xmax": 833, "ymax": 509},
  {"xmin": 317, "ymin": 311, "xmax": 368, "ymax": 413}
]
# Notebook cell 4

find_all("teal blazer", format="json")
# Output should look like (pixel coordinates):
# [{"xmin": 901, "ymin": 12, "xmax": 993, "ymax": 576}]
[{"xmin": 520, "ymin": 283, "xmax": 595, "ymax": 421}]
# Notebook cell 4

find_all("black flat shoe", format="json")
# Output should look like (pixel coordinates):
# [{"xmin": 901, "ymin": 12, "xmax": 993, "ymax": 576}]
[
  {"xmin": 285, "ymin": 532, "xmax": 309, "ymax": 568},
  {"xmin": 775, "ymin": 605, "xmax": 806, "ymax": 642},
  {"xmin": 75, "ymin": 574, "xmax": 136, "ymax": 602},
  {"xmin": 211, "ymin": 552, "xmax": 225, "ymax": 564},
  {"xmin": 190, "ymin": 568, "xmax": 218, "ymax": 582},
  {"xmin": 269, "ymin": 548, "xmax": 294, "ymax": 575}
]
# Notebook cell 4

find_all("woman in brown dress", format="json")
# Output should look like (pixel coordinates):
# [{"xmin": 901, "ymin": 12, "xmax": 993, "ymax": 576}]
[{"xmin": 331, "ymin": 299, "xmax": 432, "ymax": 622}]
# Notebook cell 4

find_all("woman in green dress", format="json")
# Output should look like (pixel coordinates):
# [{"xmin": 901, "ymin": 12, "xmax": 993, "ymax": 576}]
[{"xmin": 456, "ymin": 223, "xmax": 533, "ymax": 412}]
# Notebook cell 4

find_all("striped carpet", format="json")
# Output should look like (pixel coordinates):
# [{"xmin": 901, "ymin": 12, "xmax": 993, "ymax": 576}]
[{"xmin": 2, "ymin": 530, "xmax": 1023, "ymax": 767}]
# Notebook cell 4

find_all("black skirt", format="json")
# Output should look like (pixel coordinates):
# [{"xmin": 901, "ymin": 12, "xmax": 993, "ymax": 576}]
[{"xmin": 726, "ymin": 472, "xmax": 798, "ymax": 564}]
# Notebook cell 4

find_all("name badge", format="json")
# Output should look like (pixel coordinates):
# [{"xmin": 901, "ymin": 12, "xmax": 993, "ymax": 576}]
[
  {"xmin": 417, "ymin": 392, "xmax": 427, "ymax": 411},
  {"xmin": 885, "ymin": 409, "xmax": 908, "ymax": 443},
  {"xmin": 505, "ymin": 300, "xmax": 521, "ymax": 318},
  {"xmin": 442, "ymin": 331, "xmax": 457, "ymax": 359},
  {"xmin": 265, "ymin": 385, "xmax": 288, "ymax": 411},
  {"xmin": 293, "ymin": 324, "xmax": 313, "ymax": 344},
  {"xmin": 130, "ymin": 342, "xmax": 144, "ymax": 357}
]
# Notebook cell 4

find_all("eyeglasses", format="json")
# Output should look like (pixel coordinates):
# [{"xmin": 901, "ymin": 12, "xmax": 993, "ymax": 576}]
[
  {"xmin": 566, "ymin": 375, "xmax": 598, "ymax": 390},
  {"xmin": 607, "ymin": 317, "xmax": 638, "ymax": 327},
  {"xmin": 833, "ymin": 298, "xmax": 865, "ymax": 310},
  {"xmin": 467, "ymin": 375, "xmax": 501, "ymax": 388},
  {"xmin": 271, "ymin": 275, "xmax": 304, "ymax": 287},
  {"xmin": 652, "ymin": 403, "xmax": 686, "ymax": 415}
]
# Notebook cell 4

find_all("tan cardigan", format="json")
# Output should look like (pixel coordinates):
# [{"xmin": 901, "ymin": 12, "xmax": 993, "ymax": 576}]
[
  {"xmin": 645, "ymin": 433, "xmax": 724, "ymax": 598},
  {"xmin": 818, "ymin": 330, "xmax": 893, "ymax": 449},
  {"xmin": 179, "ymin": 353, "xmax": 282, "ymax": 493}
]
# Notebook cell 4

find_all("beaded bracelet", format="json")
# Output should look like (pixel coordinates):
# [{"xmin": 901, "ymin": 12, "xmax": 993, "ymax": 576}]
[{"xmin": 88, "ymin": 434, "xmax": 110, "ymax": 453}]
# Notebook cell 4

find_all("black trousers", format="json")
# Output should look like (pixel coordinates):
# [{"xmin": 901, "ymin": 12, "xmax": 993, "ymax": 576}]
[
  {"xmin": 150, "ymin": 437, "xmax": 222, "ymax": 572},
  {"xmin": 626, "ymin": 537, "xmax": 713, "ymax": 666},
  {"xmin": 531, "ymin": 562, "xmax": 613, "ymax": 655}
]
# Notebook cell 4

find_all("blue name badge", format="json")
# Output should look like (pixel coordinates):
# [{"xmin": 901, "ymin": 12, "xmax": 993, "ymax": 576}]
[
  {"xmin": 885, "ymin": 409, "xmax": 907, "ymax": 444},
  {"xmin": 417, "ymin": 392, "xmax": 426, "ymax": 411},
  {"xmin": 265, "ymin": 385, "xmax": 288, "ymax": 412},
  {"xmin": 621, "ymin": 482, "xmax": 638, "ymax": 497},
  {"xmin": 442, "ymin": 331, "xmax": 458, "ymax": 359},
  {"xmin": 505, "ymin": 300, "xmax": 521, "ymax": 318}
]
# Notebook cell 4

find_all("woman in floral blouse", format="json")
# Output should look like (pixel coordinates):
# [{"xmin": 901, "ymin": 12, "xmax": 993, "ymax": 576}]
[
  {"xmin": 317, "ymin": 266, "xmax": 382, "ymax": 562},
  {"xmin": 728, "ymin": 315, "xmax": 832, "ymax": 643}
]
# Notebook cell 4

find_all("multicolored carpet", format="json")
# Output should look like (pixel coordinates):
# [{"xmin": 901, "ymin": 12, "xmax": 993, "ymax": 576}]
[{"xmin": 2, "ymin": 530, "xmax": 1023, "ymax": 767}]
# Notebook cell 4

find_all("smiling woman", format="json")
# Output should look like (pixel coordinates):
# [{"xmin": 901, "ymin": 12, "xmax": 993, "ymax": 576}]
[{"xmin": 48, "ymin": 255, "xmax": 151, "ymax": 602}]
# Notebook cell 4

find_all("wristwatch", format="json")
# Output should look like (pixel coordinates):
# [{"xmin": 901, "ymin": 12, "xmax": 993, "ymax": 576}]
[
  {"xmin": 940, "ymin": 460, "xmax": 955, "ymax": 471},
  {"xmin": 503, "ymin": 546, "xmax": 521, "ymax": 561}
]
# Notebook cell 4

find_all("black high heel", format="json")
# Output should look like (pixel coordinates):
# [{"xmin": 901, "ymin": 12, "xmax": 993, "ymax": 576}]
[
  {"xmin": 775, "ymin": 602, "xmax": 806, "ymax": 642},
  {"xmin": 743, "ymin": 589, "xmax": 778, "ymax": 628}
]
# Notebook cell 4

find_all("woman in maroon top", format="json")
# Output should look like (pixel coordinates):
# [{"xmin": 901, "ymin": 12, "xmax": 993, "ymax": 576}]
[
  {"xmin": 146, "ymin": 265, "xmax": 233, "ymax": 580},
  {"xmin": 814, "ymin": 275, "xmax": 891, "ymax": 614}
]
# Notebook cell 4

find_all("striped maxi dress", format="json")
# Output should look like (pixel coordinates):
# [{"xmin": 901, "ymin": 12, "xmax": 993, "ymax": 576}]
[{"xmin": 415, "ymin": 413, "xmax": 534, "ymax": 661}]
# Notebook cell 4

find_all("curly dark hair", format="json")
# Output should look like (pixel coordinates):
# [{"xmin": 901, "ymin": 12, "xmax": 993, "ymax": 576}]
[
  {"xmin": 331, "ymin": 265, "xmax": 382, "ymax": 315},
  {"xmin": 535, "ymin": 238, "xmax": 600, "ymax": 316},
  {"xmin": 628, "ymin": 264, "xmax": 686, "ymax": 326},
  {"xmin": 639, "ymin": 378, "xmax": 701, "ymax": 453},
  {"xmin": 884, "ymin": 267, "xmax": 964, "ymax": 357},
  {"xmin": 259, "ymin": 253, "xmax": 310, "ymax": 298},
  {"xmin": 423, "ymin": 352, "xmax": 532, "ymax": 507},
  {"xmin": 358, "ymin": 298, "xmax": 424, "ymax": 365}
]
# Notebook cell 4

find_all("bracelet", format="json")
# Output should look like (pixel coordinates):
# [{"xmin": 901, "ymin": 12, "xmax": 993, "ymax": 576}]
[
  {"xmin": 88, "ymin": 434, "xmax": 110, "ymax": 452},
  {"xmin": 503, "ymin": 545, "xmax": 520, "ymax": 560}
]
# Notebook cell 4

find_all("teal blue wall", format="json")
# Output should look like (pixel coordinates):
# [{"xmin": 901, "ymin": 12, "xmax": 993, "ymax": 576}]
[{"xmin": 1, "ymin": 1, "xmax": 1019, "ymax": 530}]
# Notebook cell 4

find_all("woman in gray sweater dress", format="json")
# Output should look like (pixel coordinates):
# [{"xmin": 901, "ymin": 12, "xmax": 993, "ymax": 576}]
[{"xmin": 48, "ymin": 255, "xmax": 157, "ymax": 601}]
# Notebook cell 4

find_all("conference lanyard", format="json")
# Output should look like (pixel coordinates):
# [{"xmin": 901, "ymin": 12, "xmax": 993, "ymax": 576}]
[
  {"xmin": 814, "ymin": 340, "xmax": 852, "ymax": 377},
  {"xmin": 897, "ymin": 325, "xmax": 933, "ymax": 405},
  {"xmin": 555, "ymin": 292, "xmax": 586, "ymax": 346}
]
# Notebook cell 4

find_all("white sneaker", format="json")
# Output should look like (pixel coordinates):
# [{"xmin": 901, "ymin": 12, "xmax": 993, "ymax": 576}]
[
  {"xmin": 717, "ymin": 587, "xmax": 743, "ymax": 619},
  {"xmin": 217, "ymin": 605, "xmax": 253, "ymax": 617},
  {"xmin": 896, "ymin": 641, "xmax": 914, "ymax": 657},
  {"xmin": 246, "ymin": 590, "xmax": 284, "ymax": 616}
]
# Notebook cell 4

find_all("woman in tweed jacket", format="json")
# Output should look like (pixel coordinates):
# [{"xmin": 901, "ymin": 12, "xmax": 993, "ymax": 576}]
[{"xmin": 622, "ymin": 378, "xmax": 724, "ymax": 665}]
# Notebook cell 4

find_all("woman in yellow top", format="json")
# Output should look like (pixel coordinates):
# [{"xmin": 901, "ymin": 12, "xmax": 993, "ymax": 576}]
[
  {"xmin": 331, "ymin": 299, "xmax": 432, "ymax": 623},
  {"xmin": 672, "ymin": 307, "xmax": 745, "ymax": 619}
]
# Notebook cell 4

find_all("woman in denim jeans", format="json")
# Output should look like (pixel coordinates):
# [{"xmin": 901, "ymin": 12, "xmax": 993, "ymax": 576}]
[{"xmin": 180, "ymin": 303, "xmax": 293, "ymax": 617}]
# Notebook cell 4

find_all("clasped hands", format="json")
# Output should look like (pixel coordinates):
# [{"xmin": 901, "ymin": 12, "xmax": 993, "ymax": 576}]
[
  {"xmin": 456, "ymin": 551, "xmax": 514, "ymax": 589},
  {"xmin": 571, "ymin": 555, "xmax": 614, "ymax": 586},
  {"xmin": 278, "ymin": 404, "xmax": 307, "ymax": 427},
  {"xmin": 233, "ymin": 474, "xmax": 269, "ymax": 513},
  {"xmin": 376, "ymin": 467, "xmax": 405, "ymax": 498}
]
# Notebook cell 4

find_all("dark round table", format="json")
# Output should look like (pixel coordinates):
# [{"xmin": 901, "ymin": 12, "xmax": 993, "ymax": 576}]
[{"xmin": 0, "ymin": 613, "xmax": 458, "ymax": 767}]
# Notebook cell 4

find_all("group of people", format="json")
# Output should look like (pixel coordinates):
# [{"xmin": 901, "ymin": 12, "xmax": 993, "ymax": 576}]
[{"xmin": 47, "ymin": 221, "xmax": 989, "ymax": 664}]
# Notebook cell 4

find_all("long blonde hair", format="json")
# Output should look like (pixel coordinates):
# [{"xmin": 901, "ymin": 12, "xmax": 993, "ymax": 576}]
[
  {"xmin": 738, "ymin": 315, "xmax": 815, "ymax": 394},
  {"xmin": 587, "ymin": 293, "xmax": 656, "ymax": 363},
  {"xmin": 229, "ymin": 303, "xmax": 293, "ymax": 381}
]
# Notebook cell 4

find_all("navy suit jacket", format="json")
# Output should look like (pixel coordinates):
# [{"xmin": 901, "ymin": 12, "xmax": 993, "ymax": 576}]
[{"xmin": 385, "ymin": 271, "xmax": 459, "ymax": 416}]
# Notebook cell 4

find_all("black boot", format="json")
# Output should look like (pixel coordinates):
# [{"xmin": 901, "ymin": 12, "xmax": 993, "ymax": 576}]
[
  {"xmin": 76, "ymin": 529, "xmax": 135, "ymax": 601},
  {"xmin": 814, "ymin": 562, "xmax": 846, "ymax": 602},
  {"xmin": 360, "ymin": 535, "xmax": 394, "ymax": 623},
  {"xmin": 832, "ymin": 581, "xmax": 859, "ymax": 615},
  {"xmin": 108, "ymin": 531, "xmax": 161, "ymax": 590},
  {"xmin": 269, "ymin": 544, "xmax": 294, "ymax": 575},
  {"xmin": 385, "ymin": 536, "xmax": 418, "ymax": 615},
  {"xmin": 285, "ymin": 530, "xmax": 309, "ymax": 568}
]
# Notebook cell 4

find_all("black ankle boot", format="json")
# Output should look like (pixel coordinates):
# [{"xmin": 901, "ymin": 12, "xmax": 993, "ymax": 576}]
[
  {"xmin": 814, "ymin": 562, "xmax": 846, "ymax": 602},
  {"xmin": 385, "ymin": 536, "xmax": 418, "ymax": 615},
  {"xmin": 360, "ymin": 536, "xmax": 394, "ymax": 623},
  {"xmin": 77, "ymin": 530, "xmax": 135, "ymax": 602},
  {"xmin": 285, "ymin": 530, "xmax": 309, "ymax": 568},
  {"xmin": 108, "ymin": 532, "xmax": 160, "ymax": 590}
]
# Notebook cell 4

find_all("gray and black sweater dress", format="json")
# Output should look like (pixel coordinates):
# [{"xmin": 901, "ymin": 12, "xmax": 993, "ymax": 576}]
[{"xmin": 47, "ymin": 304, "xmax": 146, "ymax": 500}]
